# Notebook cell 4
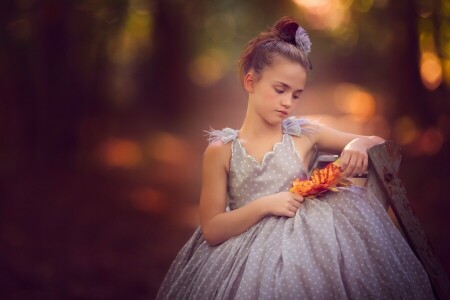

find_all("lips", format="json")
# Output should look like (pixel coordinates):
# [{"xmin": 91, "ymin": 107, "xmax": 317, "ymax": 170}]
[{"xmin": 276, "ymin": 110, "xmax": 288, "ymax": 115}]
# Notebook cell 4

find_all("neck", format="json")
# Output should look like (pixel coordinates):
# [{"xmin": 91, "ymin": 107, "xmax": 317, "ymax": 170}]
[{"xmin": 239, "ymin": 101, "xmax": 283, "ymax": 141}]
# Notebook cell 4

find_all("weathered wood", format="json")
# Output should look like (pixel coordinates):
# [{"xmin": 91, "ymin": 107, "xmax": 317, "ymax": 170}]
[
  {"xmin": 365, "ymin": 142, "xmax": 401, "ymax": 209},
  {"xmin": 368, "ymin": 141, "xmax": 450, "ymax": 300},
  {"xmin": 366, "ymin": 170, "xmax": 389, "ymax": 209}
]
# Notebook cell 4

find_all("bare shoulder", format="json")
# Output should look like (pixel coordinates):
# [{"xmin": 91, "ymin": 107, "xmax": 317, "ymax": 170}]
[
  {"xmin": 290, "ymin": 133, "xmax": 316, "ymax": 155},
  {"xmin": 203, "ymin": 140, "xmax": 232, "ymax": 172}
]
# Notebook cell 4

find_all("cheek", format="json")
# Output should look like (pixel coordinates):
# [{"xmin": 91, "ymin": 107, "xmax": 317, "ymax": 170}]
[
  {"xmin": 292, "ymin": 99, "xmax": 303, "ymax": 111},
  {"xmin": 259, "ymin": 87, "xmax": 278, "ymax": 102}
]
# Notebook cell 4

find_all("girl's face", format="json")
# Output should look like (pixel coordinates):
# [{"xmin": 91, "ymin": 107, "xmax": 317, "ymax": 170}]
[{"xmin": 246, "ymin": 55, "xmax": 307, "ymax": 125}]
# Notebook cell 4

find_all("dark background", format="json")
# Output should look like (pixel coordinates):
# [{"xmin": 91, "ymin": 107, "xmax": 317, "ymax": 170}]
[{"xmin": 1, "ymin": 0, "xmax": 450, "ymax": 299}]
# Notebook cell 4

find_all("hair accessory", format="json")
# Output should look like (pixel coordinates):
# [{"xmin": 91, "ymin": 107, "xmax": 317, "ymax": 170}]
[{"xmin": 295, "ymin": 27, "xmax": 312, "ymax": 55}]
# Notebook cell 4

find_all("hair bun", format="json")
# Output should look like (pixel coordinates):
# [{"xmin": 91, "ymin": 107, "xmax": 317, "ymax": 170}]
[{"xmin": 273, "ymin": 17, "xmax": 299, "ymax": 44}]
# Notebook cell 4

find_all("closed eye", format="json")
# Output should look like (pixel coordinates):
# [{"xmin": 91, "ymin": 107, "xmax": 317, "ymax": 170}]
[{"xmin": 275, "ymin": 88, "xmax": 284, "ymax": 94}]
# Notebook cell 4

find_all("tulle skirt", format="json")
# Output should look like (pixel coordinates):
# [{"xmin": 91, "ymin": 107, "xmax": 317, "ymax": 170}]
[{"xmin": 156, "ymin": 186, "xmax": 434, "ymax": 299}]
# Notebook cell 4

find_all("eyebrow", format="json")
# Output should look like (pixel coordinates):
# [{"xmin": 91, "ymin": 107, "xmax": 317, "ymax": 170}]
[{"xmin": 275, "ymin": 81, "xmax": 304, "ymax": 93}]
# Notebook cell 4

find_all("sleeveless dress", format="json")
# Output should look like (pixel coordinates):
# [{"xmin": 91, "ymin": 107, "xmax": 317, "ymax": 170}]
[{"xmin": 156, "ymin": 117, "xmax": 434, "ymax": 300}]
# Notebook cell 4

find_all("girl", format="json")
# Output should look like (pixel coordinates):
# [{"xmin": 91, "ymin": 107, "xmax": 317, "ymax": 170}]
[{"xmin": 156, "ymin": 17, "xmax": 434, "ymax": 299}]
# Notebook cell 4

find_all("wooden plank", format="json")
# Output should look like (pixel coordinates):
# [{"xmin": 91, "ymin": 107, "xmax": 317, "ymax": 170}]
[
  {"xmin": 366, "ymin": 167, "xmax": 390, "ymax": 209},
  {"xmin": 365, "ymin": 141, "xmax": 402, "ymax": 209},
  {"xmin": 368, "ymin": 141, "xmax": 450, "ymax": 300}
]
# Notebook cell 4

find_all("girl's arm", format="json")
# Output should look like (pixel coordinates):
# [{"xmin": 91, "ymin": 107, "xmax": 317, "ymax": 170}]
[
  {"xmin": 313, "ymin": 124, "xmax": 385, "ymax": 177},
  {"xmin": 199, "ymin": 142, "xmax": 303, "ymax": 246}
]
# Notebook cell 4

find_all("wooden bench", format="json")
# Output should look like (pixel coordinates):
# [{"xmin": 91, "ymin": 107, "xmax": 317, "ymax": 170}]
[{"xmin": 312, "ymin": 141, "xmax": 450, "ymax": 300}]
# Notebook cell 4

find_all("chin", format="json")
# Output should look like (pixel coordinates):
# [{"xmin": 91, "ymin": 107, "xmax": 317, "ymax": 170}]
[{"xmin": 264, "ymin": 117, "xmax": 284, "ymax": 126}]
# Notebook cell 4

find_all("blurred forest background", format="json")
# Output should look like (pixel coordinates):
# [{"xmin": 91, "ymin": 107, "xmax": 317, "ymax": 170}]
[{"xmin": 1, "ymin": 0, "xmax": 450, "ymax": 298}]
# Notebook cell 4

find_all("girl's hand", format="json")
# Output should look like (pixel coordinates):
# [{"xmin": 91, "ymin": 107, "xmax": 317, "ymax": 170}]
[
  {"xmin": 260, "ymin": 192, "xmax": 304, "ymax": 218},
  {"xmin": 339, "ymin": 138, "xmax": 369, "ymax": 177}
]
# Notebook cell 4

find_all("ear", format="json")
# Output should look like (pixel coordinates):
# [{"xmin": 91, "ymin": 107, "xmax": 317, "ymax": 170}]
[{"xmin": 243, "ymin": 72, "xmax": 255, "ymax": 93}]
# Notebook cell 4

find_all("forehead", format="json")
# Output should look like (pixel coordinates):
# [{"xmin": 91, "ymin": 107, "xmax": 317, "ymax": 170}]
[{"xmin": 259, "ymin": 55, "xmax": 307, "ymax": 88}]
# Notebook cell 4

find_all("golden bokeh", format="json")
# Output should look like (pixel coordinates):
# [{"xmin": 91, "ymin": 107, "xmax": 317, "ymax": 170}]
[
  {"xmin": 146, "ymin": 132, "xmax": 189, "ymax": 165},
  {"xmin": 333, "ymin": 83, "xmax": 376, "ymax": 122},
  {"xmin": 420, "ymin": 52, "xmax": 443, "ymax": 90},
  {"xmin": 188, "ymin": 49, "xmax": 228, "ymax": 87},
  {"xmin": 291, "ymin": 0, "xmax": 352, "ymax": 30},
  {"xmin": 394, "ymin": 116, "xmax": 418, "ymax": 145}
]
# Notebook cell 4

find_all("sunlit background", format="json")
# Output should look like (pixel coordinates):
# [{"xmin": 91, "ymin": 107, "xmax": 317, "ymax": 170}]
[{"xmin": 1, "ymin": 0, "xmax": 450, "ymax": 298}]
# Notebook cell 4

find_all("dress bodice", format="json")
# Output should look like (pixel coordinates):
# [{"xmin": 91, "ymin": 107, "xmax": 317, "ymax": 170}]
[{"xmin": 207, "ymin": 117, "xmax": 318, "ymax": 210}]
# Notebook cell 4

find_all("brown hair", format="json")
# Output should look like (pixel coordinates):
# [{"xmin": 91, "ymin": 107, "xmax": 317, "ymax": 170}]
[{"xmin": 238, "ymin": 16, "xmax": 312, "ymax": 83}]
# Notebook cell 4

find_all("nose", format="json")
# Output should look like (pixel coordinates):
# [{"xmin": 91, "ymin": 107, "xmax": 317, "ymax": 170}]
[{"xmin": 281, "ymin": 94, "xmax": 292, "ymax": 108}]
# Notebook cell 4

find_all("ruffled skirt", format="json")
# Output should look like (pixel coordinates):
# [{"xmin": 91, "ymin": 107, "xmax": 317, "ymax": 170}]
[{"xmin": 156, "ymin": 186, "xmax": 434, "ymax": 299}]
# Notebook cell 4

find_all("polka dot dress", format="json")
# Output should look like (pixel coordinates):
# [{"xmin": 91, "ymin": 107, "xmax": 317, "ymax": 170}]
[{"xmin": 156, "ymin": 117, "xmax": 435, "ymax": 300}]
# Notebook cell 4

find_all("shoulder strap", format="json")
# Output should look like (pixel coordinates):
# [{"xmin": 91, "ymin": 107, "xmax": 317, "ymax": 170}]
[
  {"xmin": 282, "ymin": 116, "xmax": 320, "ymax": 137},
  {"xmin": 205, "ymin": 127, "xmax": 238, "ymax": 144}
]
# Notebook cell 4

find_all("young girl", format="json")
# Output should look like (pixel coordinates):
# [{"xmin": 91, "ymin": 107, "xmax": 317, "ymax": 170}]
[{"xmin": 156, "ymin": 17, "xmax": 434, "ymax": 299}]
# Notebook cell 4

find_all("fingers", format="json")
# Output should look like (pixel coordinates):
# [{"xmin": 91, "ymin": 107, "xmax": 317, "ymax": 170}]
[
  {"xmin": 343, "ymin": 155, "xmax": 357, "ymax": 177},
  {"xmin": 287, "ymin": 205, "xmax": 298, "ymax": 218},
  {"xmin": 339, "ymin": 151, "xmax": 349, "ymax": 172},
  {"xmin": 354, "ymin": 155, "xmax": 368, "ymax": 177},
  {"xmin": 271, "ymin": 192, "xmax": 306, "ymax": 218},
  {"xmin": 340, "ymin": 150, "xmax": 369, "ymax": 177},
  {"xmin": 288, "ymin": 198, "xmax": 301, "ymax": 210},
  {"xmin": 362, "ymin": 155, "xmax": 369, "ymax": 174},
  {"xmin": 292, "ymin": 193, "xmax": 304, "ymax": 203},
  {"xmin": 286, "ymin": 194, "xmax": 304, "ymax": 217},
  {"xmin": 291, "ymin": 201, "xmax": 301, "ymax": 209},
  {"xmin": 283, "ymin": 203, "xmax": 295, "ymax": 217}
]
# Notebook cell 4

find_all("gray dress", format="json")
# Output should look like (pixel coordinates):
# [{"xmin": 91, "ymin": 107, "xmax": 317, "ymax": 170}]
[{"xmin": 156, "ymin": 117, "xmax": 434, "ymax": 299}]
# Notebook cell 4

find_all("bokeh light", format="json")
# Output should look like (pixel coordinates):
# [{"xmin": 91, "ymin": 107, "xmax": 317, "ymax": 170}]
[
  {"xmin": 419, "ymin": 127, "xmax": 444, "ymax": 155},
  {"xmin": 394, "ymin": 116, "xmax": 444, "ymax": 156},
  {"xmin": 188, "ymin": 49, "xmax": 228, "ymax": 87},
  {"xmin": 394, "ymin": 116, "xmax": 419, "ymax": 145},
  {"xmin": 333, "ymin": 83, "xmax": 376, "ymax": 122},
  {"xmin": 146, "ymin": 132, "xmax": 191, "ymax": 166},
  {"xmin": 420, "ymin": 52, "xmax": 443, "ymax": 90},
  {"xmin": 129, "ymin": 187, "xmax": 168, "ymax": 215},
  {"xmin": 291, "ymin": 0, "xmax": 352, "ymax": 30},
  {"xmin": 100, "ymin": 138, "xmax": 143, "ymax": 168}
]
